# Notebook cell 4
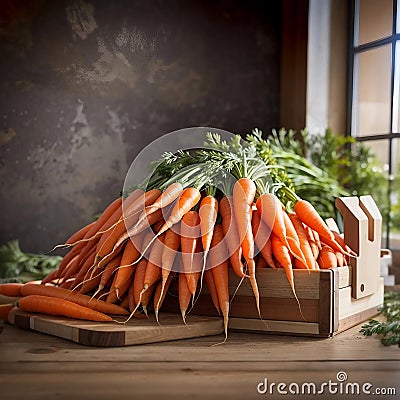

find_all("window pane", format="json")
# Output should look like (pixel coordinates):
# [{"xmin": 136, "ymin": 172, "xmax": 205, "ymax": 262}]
[
  {"xmin": 391, "ymin": 138, "xmax": 400, "ymax": 249},
  {"xmin": 353, "ymin": 45, "xmax": 392, "ymax": 136},
  {"xmin": 358, "ymin": 0, "xmax": 393, "ymax": 45}
]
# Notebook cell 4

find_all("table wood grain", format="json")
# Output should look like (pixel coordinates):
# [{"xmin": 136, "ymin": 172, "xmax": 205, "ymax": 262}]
[{"xmin": 1, "ymin": 320, "xmax": 399, "ymax": 400}]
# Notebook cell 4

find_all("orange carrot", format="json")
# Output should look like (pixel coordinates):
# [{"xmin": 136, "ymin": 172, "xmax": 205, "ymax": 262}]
[
  {"xmin": 305, "ymin": 226, "xmax": 320, "ymax": 260},
  {"xmin": 317, "ymin": 245, "xmax": 338, "ymax": 269},
  {"xmin": 112, "ymin": 235, "xmax": 143, "ymax": 299},
  {"xmin": 251, "ymin": 208, "xmax": 276, "ymax": 269},
  {"xmin": 204, "ymin": 268, "xmax": 221, "ymax": 315},
  {"xmin": 181, "ymin": 210, "xmax": 201, "ymax": 295},
  {"xmin": 288, "ymin": 213, "xmax": 317, "ymax": 270},
  {"xmin": 136, "ymin": 182, "xmax": 183, "ymax": 226},
  {"xmin": 142, "ymin": 233, "xmax": 165, "ymax": 290},
  {"xmin": 199, "ymin": 194, "xmax": 218, "ymax": 275},
  {"xmin": 209, "ymin": 224, "xmax": 229, "ymax": 341},
  {"xmin": 94, "ymin": 253, "xmax": 123, "ymax": 295},
  {"xmin": 233, "ymin": 178, "xmax": 259, "ymax": 315},
  {"xmin": 154, "ymin": 272, "xmax": 176, "ymax": 322},
  {"xmin": 219, "ymin": 195, "xmax": 246, "ymax": 278},
  {"xmin": 95, "ymin": 190, "xmax": 161, "ymax": 263},
  {"xmin": 271, "ymin": 234, "xmax": 302, "ymax": 318},
  {"xmin": 140, "ymin": 282, "xmax": 158, "ymax": 316},
  {"xmin": 112, "ymin": 208, "xmax": 164, "ymax": 254},
  {"xmin": 18, "ymin": 295, "xmax": 113, "ymax": 322},
  {"xmin": 64, "ymin": 220, "xmax": 97, "ymax": 246},
  {"xmin": 294, "ymin": 200, "xmax": 345, "ymax": 254},
  {"xmin": 20, "ymin": 283, "xmax": 128, "ymax": 315},
  {"xmin": 0, "ymin": 283, "xmax": 24, "ymax": 297},
  {"xmin": 106, "ymin": 276, "xmax": 132, "ymax": 304},
  {"xmin": 154, "ymin": 187, "xmax": 201, "ymax": 236},
  {"xmin": 133, "ymin": 258, "xmax": 148, "ymax": 309},
  {"xmin": 179, "ymin": 272, "xmax": 192, "ymax": 323}
]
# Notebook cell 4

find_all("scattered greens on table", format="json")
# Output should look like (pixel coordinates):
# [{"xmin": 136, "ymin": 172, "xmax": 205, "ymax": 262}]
[
  {"xmin": 0, "ymin": 240, "xmax": 61, "ymax": 284},
  {"xmin": 360, "ymin": 292, "xmax": 400, "ymax": 347}
]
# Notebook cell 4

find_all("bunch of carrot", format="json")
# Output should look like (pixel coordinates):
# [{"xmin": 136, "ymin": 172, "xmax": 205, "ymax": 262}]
[{"xmin": 0, "ymin": 179, "xmax": 351, "ymax": 341}]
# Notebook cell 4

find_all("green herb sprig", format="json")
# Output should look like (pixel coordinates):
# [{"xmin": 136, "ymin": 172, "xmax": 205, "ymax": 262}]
[{"xmin": 360, "ymin": 292, "xmax": 400, "ymax": 347}]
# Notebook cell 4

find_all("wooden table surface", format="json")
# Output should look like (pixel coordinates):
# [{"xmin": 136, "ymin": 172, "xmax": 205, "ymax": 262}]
[{"xmin": 0, "ymin": 320, "xmax": 399, "ymax": 400}]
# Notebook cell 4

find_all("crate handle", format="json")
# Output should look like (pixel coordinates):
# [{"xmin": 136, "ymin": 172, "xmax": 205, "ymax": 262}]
[{"xmin": 335, "ymin": 196, "xmax": 382, "ymax": 299}]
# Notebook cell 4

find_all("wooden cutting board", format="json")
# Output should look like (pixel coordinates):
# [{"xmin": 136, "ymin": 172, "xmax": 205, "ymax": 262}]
[{"xmin": 8, "ymin": 308, "xmax": 224, "ymax": 347}]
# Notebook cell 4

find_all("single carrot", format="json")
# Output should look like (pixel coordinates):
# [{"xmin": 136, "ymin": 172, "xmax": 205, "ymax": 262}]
[
  {"xmin": 336, "ymin": 251, "xmax": 345, "ymax": 267},
  {"xmin": 18, "ymin": 295, "xmax": 113, "ymax": 322},
  {"xmin": 78, "ymin": 271, "xmax": 102, "ymax": 295},
  {"xmin": 136, "ymin": 182, "xmax": 183, "ymax": 227},
  {"xmin": 154, "ymin": 272, "xmax": 176, "ymax": 322},
  {"xmin": 179, "ymin": 272, "xmax": 192, "ymax": 323},
  {"xmin": 0, "ymin": 283, "xmax": 24, "ymax": 297},
  {"xmin": 106, "ymin": 276, "xmax": 132, "ymax": 304},
  {"xmin": 93, "ymin": 253, "xmax": 123, "ymax": 296},
  {"xmin": 50, "ymin": 246, "xmax": 83, "ymax": 282},
  {"xmin": 204, "ymin": 268, "xmax": 221, "ymax": 315},
  {"xmin": 251, "ymin": 208, "xmax": 277, "ymax": 269},
  {"xmin": 199, "ymin": 194, "xmax": 219, "ymax": 281},
  {"xmin": 40, "ymin": 267, "xmax": 61, "ymax": 285},
  {"xmin": 20, "ymin": 283, "xmax": 129, "ymax": 315},
  {"xmin": 271, "ymin": 234, "xmax": 303, "ymax": 318},
  {"xmin": 181, "ymin": 210, "xmax": 201, "ymax": 295},
  {"xmin": 112, "ymin": 235, "xmax": 143, "ymax": 299},
  {"xmin": 288, "ymin": 213, "xmax": 316, "ymax": 270},
  {"xmin": 112, "ymin": 208, "xmax": 164, "ymax": 255},
  {"xmin": 160, "ymin": 227, "xmax": 180, "ymax": 287},
  {"xmin": 142, "ymin": 233, "xmax": 165, "ymax": 291},
  {"xmin": 140, "ymin": 282, "xmax": 158, "ymax": 316},
  {"xmin": 318, "ymin": 245, "xmax": 338, "ymax": 269},
  {"xmin": 137, "ymin": 187, "xmax": 201, "ymax": 267},
  {"xmin": 233, "ymin": 178, "xmax": 260, "ymax": 316},
  {"xmin": 294, "ymin": 200, "xmax": 345, "ymax": 254},
  {"xmin": 305, "ymin": 226, "xmax": 320, "ymax": 260},
  {"xmin": 66, "ymin": 246, "xmax": 97, "ymax": 287},
  {"xmin": 209, "ymin": 224, "xmax": 229, "ymax": 341},
  {"xmin": 156, "ymin": 231, "xmax": 180, "ymax": 321},
  {"xmin": 133, "ymin": 258, "xmax": 148, "ymax": 309},
  {"xmin": 64, "ymin": 220, "xmax": 97, "ymax": 245},
  {"xmin": 219, "ymin": 195, "xmax": 246, "ymax": 278}
]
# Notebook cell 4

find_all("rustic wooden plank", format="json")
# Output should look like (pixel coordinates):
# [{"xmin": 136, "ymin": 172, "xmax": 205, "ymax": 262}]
[
  {"xmin": 1, "ymin": 367, "xmax": 398, "ymax": 400},
  {"xmin": 318, "ymin": 269, "xmax": 334, "ymax": 336},
  {"xmin": 227, "ymin": 268, "xmax": 321, "ymax": 299},
  {"xmin": 229, "ymin": 318, "xmax": 320, "ymax": 335},
  {"xmin": 8, "ymin": 310, "xmax": 224, "ymax": 346},
  {"xmin": 2, "ymin": 320, "xmax": 399, "ymax": 363}
]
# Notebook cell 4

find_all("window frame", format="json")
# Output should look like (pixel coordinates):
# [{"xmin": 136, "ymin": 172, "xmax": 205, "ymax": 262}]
[{"xmin": 347, "ymin": 0, "xmax": 400, "ymax": 248}]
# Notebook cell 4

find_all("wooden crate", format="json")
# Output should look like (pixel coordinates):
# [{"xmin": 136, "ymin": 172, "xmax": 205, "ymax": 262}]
[{"xmin": 166, "ymin": 195, "xmax": 385, "ymax": 337}]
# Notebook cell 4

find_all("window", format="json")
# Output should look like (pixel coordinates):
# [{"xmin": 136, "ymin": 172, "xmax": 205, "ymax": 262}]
[{"xmin": 348, "ymin": 0, "xmax": 400, "ymax": 249}]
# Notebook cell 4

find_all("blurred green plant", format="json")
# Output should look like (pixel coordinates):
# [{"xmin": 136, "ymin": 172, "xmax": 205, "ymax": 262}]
[
  {"xmin": 0, "ymin": 240, "xmax": 61, "ymax": 283},
  {"xmin": 252, "ymin": 127, "xmax": 389, "ymax": 224}
]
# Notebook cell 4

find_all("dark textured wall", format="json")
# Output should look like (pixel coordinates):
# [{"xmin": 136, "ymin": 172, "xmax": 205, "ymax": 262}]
[{"xmin": 0, "ymin": 0, "xmax": 281, "ymax": 252}]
